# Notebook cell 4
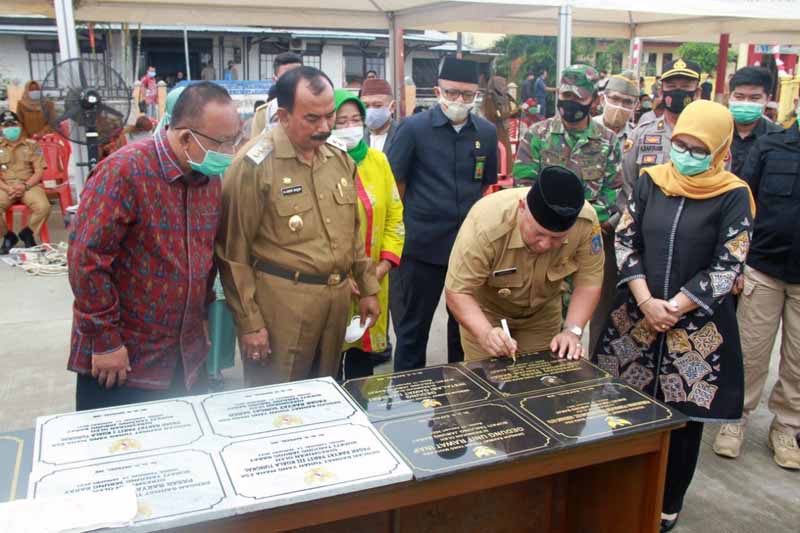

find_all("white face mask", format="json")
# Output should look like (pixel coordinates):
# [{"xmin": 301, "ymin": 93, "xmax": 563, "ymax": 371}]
[
  {"xmin": 331, "ymin": 126, "xmax": 364, "ymax": 150},
  {"xmin": 439, "ymin": 96, "xmax": 474, "ymax": 123}
]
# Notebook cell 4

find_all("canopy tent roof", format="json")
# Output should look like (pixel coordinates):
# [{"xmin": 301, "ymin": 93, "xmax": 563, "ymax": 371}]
[{"xmin": 5, "ymin": 1, "xmax": 800, "ymax": 44}]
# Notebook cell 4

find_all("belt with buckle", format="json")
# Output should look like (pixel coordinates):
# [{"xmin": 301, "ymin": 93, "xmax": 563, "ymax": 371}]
[{"xmin": 251, "ymin": 258, "xmax": 347, "ymax": 286}]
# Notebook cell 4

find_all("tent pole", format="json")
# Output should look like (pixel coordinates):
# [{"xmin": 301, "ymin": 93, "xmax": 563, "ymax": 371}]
[
  {"xmin": 715, "ymin": 33, "xmax": 730, "ymax": 102},
  {"xmin": 388, "ymin": 12, "xmax": 406, "ymax": 117},
  {"xmin": 184, "ymin": 26, "xmax": 192, "ymax": 80},
  {"xmin": 54, "ymin": 0, "xmax": 80, "ymax": 61},
  {"xmin": 556, "ymin": 3, "xmax": 572, "ymax": 81},
  {"xmin": 456, "ymin": 32, "xmax": 463, "ymax": 58}
]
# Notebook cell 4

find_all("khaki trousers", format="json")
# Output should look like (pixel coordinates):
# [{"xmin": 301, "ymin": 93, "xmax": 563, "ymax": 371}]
[
  {"xmin": 460, "ymin": 297, "xmax": 562, "ymax": 362},
  {"xmin": 738, "ymin": 266, "xmax": 800, "ymax": 434},
  {"xmin": 0, "ymin": 184, "xmax": 51, "ymax": 238},
  {"xmin": 242, "ymin": 270, "xmax": 352, "ymax": 387}
]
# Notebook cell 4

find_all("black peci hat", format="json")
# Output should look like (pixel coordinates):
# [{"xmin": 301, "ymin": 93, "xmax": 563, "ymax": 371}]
[
  {"xmin": 526, "ymin": 166, "xmax": 585, "ymax": 232},
  {"xmin": 439, "ymin": 57, "xmax": 479, "ymax": 84},
  {"xmin": 0, "ymin": 110, "xmax": 19, "ymax": 125}
]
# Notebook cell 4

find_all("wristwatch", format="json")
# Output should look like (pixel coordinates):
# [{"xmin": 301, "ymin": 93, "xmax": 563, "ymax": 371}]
[{"xmin": 564, "ymin": 324, "xmax": 583, "ymax": 337}]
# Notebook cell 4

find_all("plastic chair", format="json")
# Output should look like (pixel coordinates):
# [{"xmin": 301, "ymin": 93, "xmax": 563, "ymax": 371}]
[
  {"xmin": 484, "ymin": 142, "xmax": 515, "ymax": 195},
  {"xmin": 5, "ymin": 205, "xmax": 50, "ymax": 244},
  {"xmin": 36, "ymin": 134, "xmax": 74, "ymax": 216}
]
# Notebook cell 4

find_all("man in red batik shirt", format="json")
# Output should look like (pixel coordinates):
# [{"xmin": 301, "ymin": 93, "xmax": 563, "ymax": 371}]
[{"xmin": 68, "ymin": 82, "xmax": 242, "ymax": 410}]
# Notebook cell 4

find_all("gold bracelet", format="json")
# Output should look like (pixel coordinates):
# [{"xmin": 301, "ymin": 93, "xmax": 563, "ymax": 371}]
[{"xmin": 637, "ymin": 296, "xmax": 653, "ymax": 308}]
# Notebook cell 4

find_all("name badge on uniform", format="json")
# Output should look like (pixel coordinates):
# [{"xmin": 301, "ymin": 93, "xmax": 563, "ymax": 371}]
[
  {"xmin": 281, "ymin": 185, "xmax": 303, "ymax": 196},
  {"xmin": 493, "ymin": 267, "xmax": 517, "ymax": 277},
  {"xmin": 644, "ymin": 135, "xmax": 662, "ymax": 145},
  {"xmin": 474, "ymin": 155, "xmax": 487, "ymax": 181}
]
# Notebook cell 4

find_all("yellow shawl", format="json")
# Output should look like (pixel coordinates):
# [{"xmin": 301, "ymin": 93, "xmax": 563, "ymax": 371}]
[{"xmin": 644, "ymin": 99, "xmax": 756, "ymax": 216}]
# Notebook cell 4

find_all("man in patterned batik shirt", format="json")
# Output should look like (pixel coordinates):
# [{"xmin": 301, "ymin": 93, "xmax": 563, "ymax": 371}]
[{"xmin": 68, "ymin": 82, "xmax": 242, "ymax": 410}]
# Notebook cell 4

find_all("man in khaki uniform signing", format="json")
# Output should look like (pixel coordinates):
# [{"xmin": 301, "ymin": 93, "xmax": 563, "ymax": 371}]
[
  {"xmin": 446, "ymin": 166, "xmax": 604, "ymax": 361},
  {"xmin": 217, "ymin": 66, "xmax": 381, "ymax": 386},
  {"xmin": 0, "ymin": 110, "xmax": 51, "ymax": 253}
]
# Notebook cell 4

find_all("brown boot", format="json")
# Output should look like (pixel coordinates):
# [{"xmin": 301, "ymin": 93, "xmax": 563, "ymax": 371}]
[{"xmin": 714, "ymin": 422, "xmax": 745, "ymax": 459}]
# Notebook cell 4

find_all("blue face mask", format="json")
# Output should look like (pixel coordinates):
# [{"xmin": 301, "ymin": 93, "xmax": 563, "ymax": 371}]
[
  {"xmin": 670, "ymin": 145, "xmax": 712, "ymax": 176},
  {"xmin": 186, "ymin": 131, "xmax": 233, "ymax": 176},
  {"xmin": 2, "ymin": 126, "xmax": 21, "ymax": 142},
  {"xmin": 148, "ymin": 70, "xmax": 156, "ymax": 78},
  {"xmin": 365, "ymin": 106, "xmax": 392, "ymax": 130}
]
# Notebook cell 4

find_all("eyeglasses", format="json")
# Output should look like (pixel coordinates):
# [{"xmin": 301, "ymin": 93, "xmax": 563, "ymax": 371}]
[
  {"xmin": 440, "ymin": 88, "xmax": 478, "ymax": 103},
  {"xmin": 181, "ymin": 128, "xmax": 243, "ymax": 154},
  {"xmin": 672, "ymin": 140, "xmax": 710, "ymax": 160}
]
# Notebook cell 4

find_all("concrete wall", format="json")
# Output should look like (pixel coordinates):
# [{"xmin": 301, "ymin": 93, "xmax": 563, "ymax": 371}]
[
  {"xmin": 0, "ymin": 35, "xmax": 30, "ymax": 85},
  {"xmin": 322, "ymin": 44, "xmax": 344, "ymax": 88}
]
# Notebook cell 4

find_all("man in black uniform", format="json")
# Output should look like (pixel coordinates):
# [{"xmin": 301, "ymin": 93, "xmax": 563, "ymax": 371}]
[
  {"xmin": 388, "ymin": 57, "xmax": 498, "ymax": 370},
  {"xmin": 726, "ymin": 67, "xmax": 782, "ymax": 177}
]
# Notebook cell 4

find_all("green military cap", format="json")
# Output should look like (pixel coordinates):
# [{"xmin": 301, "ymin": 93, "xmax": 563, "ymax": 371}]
[
  {"xmin": 559, "ymin": 64, "xmax": 600, "ymax": 99},
  {"xmin": 604, "ymin": 70, "xmax": 639, "ymax": 97},
  {"xmin": 661, "ymin": 58, "xmax": 701, "ymax": 81}
]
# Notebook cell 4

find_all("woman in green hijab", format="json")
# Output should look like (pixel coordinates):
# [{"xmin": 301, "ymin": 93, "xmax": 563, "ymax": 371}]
[{"xmin": 332, "ymin": 89, "xmax": 405, "ymax": 379}]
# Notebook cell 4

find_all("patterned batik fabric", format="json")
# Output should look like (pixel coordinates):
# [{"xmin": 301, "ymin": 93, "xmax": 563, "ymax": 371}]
[
  {"xmin": 630, "ymin": 319, "xmax": 657, "ymax": 348},
  {"xmin": 724, "ymin": 230, "xmax": 750, "ymax": 262},
  {"xmin": 610, "ymin": 335, "xmax": 642, "ymax": 367},
  {"xmin": 610, "ymin": 304, "xmax": 634, "ymax": 336},
  {"xmin": 620, "ymin": 362, "xmax": 655, "ymax": 391},
  {"xmin": 688, "ymin": 380, "xmax": 719, "ymax": 409},
  {"xmin": 673, "ymin": 351, "xmax": 713, "ymax": 387},
  {"xmin": 660, "ymin": 373, "xmax": 688, "ymax": 403},
  {"xmin": 690, "ymin": 322, "xmax": 724, "ymax": 358},
  {"xmin": 666, "ymin": 329, "xmax": 692, "ymax": 354},
  {"xmin": 68, "ymin": 130, "xmax": 220, "ymax": 390},
  {"xmin": 596, "ymin": 354, "xmax": 620, "ymax": 377}
]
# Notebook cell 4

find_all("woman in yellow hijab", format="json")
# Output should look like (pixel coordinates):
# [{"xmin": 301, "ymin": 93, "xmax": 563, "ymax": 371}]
[{"xmin": 592, "ymin": 100, "xmax": 754, "ymax": 531}]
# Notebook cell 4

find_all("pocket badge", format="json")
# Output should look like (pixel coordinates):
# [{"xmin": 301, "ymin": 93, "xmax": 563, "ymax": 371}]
[
  {"xmin": 288, "ymin": 215, "xmax": 304, "ymax": 232},
  {"xmin": 498, "ymin": 288, "xmax": 512, "ymax": 298}
]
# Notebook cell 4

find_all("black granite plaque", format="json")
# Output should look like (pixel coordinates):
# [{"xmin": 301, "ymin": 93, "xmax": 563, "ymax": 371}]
[
  {"xmin": 376, "ymin": 403, "xmax": 557, "ymax": 479},
  {"xmin": 0, "ymin": 429, "xmax": 33, "ymax": 502},
  {"xmin": 511, "ymin": 381, "xmax": 679, "ymax": 443},
  {"xmin": 342, "ymin": 365, "xmax": 494, "ymax": 421},
  {"xmin": 463, "ymin": 352, "xmax": 610, "ymax": 397}
]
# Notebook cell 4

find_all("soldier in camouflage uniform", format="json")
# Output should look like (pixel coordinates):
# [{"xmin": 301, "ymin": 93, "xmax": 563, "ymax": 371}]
[
  {"xmin": 513, "ymin": 64, "xmax": 622, "ymax": 228},
  {"xmin": 513, "ymin": 65, "xmax": 622, "ymax": 330}
]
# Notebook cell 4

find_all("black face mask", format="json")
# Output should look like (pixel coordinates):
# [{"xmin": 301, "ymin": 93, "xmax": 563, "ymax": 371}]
[
  {"xmin": 662, "ymin": 89, "xmax": 695, "ymax": 114},
  {"xmin": 557, "ymin": 99, "xmax": 592, "ymax": 123}
]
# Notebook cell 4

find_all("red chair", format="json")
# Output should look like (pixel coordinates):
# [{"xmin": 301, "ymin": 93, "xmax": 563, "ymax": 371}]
[
  {"xmin": 5, "ymin": 205, "xmax": 50, "ymax": 244},
  {"xmin": 36, "ymin": 134, "xmax": 74, "ymax": 216},
  {"xmin": 484, "ymin": 141, "xmax": 515, "ymax": 195}
]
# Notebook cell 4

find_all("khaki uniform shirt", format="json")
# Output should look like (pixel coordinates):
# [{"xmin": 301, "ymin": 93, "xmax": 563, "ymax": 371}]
[
  {"xmin": 620, "ymin": 116, "xmax": 674, "ymax": 215},
  {"xmin": 0, "ymin": 138, "xmax": 46, "ymax": 183},
  {"xmin": 445, "ymin": 188, "xmax": 604, "ymax": 321},
  {"xmin": 217, "ymin": 124, "xmax": 380, "ymax": 334},
  {"xmin": 249, "ymin": 100, "xmax": 278, "ymax": 140}
]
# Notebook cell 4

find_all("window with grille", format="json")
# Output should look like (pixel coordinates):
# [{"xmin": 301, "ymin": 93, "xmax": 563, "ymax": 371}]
[
  {"xmin": 303, "ymin": 54, "xmax": 321, "ymax": 70},
  {"xmin": 30, "ymin": 52, "xmax": 57, "ymax": 87},
  {"xmin": 365, "ymin": 56, "xmax": 385, "ymax": 78},
  {"xmin": 259, "ymin": 53, "xmax": 276, "ymax": 80}
]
